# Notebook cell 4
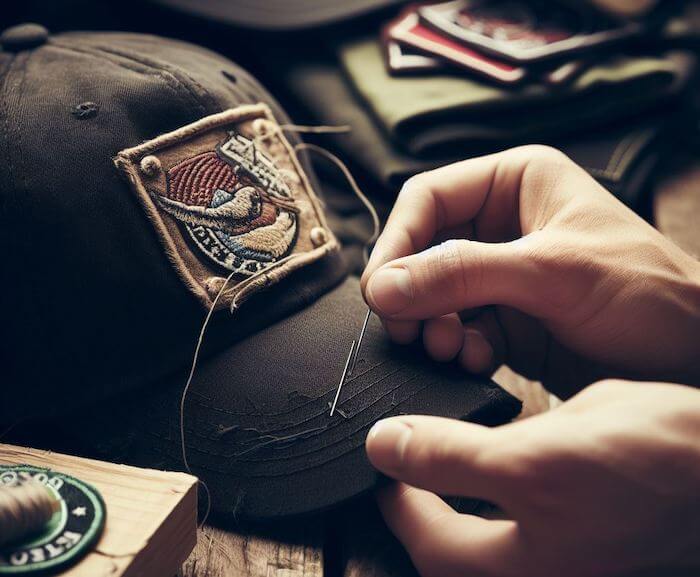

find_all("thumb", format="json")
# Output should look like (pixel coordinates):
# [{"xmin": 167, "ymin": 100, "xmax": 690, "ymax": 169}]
[
  {"xmin": 364, "ymin": 236, "xmax": 548, "ymax": 321},
  {"xmin": 366, "ymin": 415, "xmax": 515, "ymax": 505}
]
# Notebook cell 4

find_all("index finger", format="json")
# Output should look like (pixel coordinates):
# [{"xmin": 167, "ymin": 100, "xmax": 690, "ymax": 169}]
[{"xmin": 360, "ymin": 145, "xmax": 568, "ymax": 293}]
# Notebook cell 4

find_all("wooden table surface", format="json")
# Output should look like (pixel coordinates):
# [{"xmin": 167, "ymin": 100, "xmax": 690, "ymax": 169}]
[{"xmin": 182, "ymin": 152, "xmax": 700, "ymax": 577}]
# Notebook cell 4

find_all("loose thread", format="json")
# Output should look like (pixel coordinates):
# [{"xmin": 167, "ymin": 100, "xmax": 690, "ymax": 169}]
[
  {"xmin": 239, "ymin": 123, "xmax": 351, "ymax": 173},
  {"xmin": 294, "ymin": 142, "xmax": 383, "ymax": 406},
  {"xmin": 293, "ymin": 142, "xmax": 380, "ymax": 264},
  {"xmin": 178, "ymin": 123, "xmax": 375, "ymax": 524},
  {"xmin": 279, "ymin": 124, "xmax": 351, "ymax": 135},
  {"xmin": 180, "ymin": 269, "xmax": 236, "ymax": 529}
]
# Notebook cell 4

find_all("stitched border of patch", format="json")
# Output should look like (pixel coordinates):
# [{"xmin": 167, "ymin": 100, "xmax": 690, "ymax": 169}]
[{"xmin": 114, "ymin": 103, "xmax": 338, "ymax": 310}]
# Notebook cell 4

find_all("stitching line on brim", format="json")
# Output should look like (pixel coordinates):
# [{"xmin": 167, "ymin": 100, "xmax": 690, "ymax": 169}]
[
  {"xmin": 184, "ymin": 366, "xmax": 405, "ymax": 441},
  {"xmin": 150, "ymin": 377, "xmax": 511, "ymax": 477},
  {"xmin": 187, "ymin": 357, "xmax": 393, "ymax": 417},
  {"xmin": 150, "ymin": 378, "xmax": 428, "ymax": 474}
]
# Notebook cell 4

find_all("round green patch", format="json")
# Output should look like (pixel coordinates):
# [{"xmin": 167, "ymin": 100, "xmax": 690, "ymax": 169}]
[{"xmin": 0, "ymin": 465, "xmax": 106, "ymax": 575}]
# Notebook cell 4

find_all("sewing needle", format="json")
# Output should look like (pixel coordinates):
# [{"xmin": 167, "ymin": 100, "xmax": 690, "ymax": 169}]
[
  {"xmin": 330, "ymin": 339, "xmax": 355, "ymax": 416},
  {"xmin": 348, "ymin": 308, "xmax": 371, "ymax": 376}
]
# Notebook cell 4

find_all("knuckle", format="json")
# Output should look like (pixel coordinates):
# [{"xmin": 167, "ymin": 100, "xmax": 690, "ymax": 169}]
[
  {"xmin": 403, "ymin": 428, "xmax": 466, "ymax": 475},
  {"xmin": 519, "ymin": 145, "xmax": 577, "ymax": 192},
  {"xmin": 431, "ymin": 435, "xmax": 469, "ymax": 470},
  {"xmin": 474, "ymin": 443, "xmax": 531, "ymax": 486},
  {"xmin": 420, "ymin": 239, "xmax": 472, "ymax": 295},
  {"xmin": 402, "ymin": 431, "xmax": 439, "ymax": 471},
  {"xmin": 518, "ymin": 144, "xmax": 570, "ymax": 166},
  {"xmin": 401, "ymin": 172, "xmax": 432, "ymax": 199},
  {"xmin": 427, "ymin": 239, "xmax": 479, "ymax": 297},
  {"xmin": 439, "ymin": 239, "xmax": 468, "ymax": 273},
  {"xmin": 456, "ymin": 241, "xmax": 484, "ymax": 294}
]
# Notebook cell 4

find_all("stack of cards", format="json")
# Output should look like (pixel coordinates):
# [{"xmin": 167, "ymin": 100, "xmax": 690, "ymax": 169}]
[{"xmin": 382, "ymin": 0, "xmax": 648, "ymax": 86}]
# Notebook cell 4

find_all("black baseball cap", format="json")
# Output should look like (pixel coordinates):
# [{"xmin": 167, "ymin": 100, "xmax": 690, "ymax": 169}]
[
  {"xmin": 147, "ymin": 0, "xmax": 407, "ymax": 30},
  {"xmin": 0, "ymin": 24, "xmax": 521, "ymax": 520}
]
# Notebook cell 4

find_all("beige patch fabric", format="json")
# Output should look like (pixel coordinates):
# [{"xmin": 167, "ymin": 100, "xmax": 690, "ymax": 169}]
[{"xmin": 115, "ymin": 104, "xmax": 338, "ymax": 309}]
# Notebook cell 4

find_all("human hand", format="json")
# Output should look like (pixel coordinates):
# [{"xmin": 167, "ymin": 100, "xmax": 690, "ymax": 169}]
[
  {"xmin": 365, "ymin": 380, "xmax": 700, "ymax": 577},
  {"xmin": 360, "ymin": 146, "xmax": 700, "ymax": 397}
]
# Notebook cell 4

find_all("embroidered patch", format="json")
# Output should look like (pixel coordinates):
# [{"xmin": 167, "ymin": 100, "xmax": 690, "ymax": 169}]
[{"xmin": 115, "ymin": 104, "xmax": 337, "ymax": 309}]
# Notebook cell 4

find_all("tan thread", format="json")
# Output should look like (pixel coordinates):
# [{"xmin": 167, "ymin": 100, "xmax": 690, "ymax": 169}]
[
  {"xmin": 294, "ymin": 142, "xmax": 380, "ymax": 263},
  {"xmin": 179, "ymin": 267, "xmax": 237, "ymax": 529},
  {"xmin": 0, "ymin": 480, "xmax": 58, "ymax": 547}
]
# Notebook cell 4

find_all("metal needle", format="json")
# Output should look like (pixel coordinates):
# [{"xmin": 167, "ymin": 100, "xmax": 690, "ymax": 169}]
[
  {"xmin": 348, "ymin": 308, "xmax": 371, "ymax": 376},
  {"xmin": 330, "ymin": 340, "xmax": 356, "ymax": 416}
]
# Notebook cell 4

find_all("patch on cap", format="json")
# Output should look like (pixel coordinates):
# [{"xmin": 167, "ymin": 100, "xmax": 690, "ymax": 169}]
[
  {"xmin": 115, "ymin": 104, "xmax": 337, "ymax": 309},
  {"xmin": 0, "ymin": 465, "xmax": 105, "ymax": 575}
]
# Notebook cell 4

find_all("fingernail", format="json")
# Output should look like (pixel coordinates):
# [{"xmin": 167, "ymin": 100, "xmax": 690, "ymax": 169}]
[
  {"xmin": 366, "ymin": 419, "xmax": 412, "ymax": 471},
  {"xmin": 366, "ymin": 267, "xmax": 413, "ymax": 316},
  {"xmin": 461, "ymin": 329, "xmax": 495, "ymax": 374}
]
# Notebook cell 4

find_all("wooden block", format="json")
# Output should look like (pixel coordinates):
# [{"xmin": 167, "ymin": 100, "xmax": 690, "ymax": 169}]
[{"xmin": 0, "ymin": 444, "xmax": 198, "ymax": 577}]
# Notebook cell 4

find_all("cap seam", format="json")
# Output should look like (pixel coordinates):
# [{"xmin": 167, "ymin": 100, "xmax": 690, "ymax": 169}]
[
  {"xmin": 93, "ymin": 44, "xmax": 218, "ymax": 117},
  {"xmin": 48, "ymin": 41, "xmax": 206, "ymax": 119}
]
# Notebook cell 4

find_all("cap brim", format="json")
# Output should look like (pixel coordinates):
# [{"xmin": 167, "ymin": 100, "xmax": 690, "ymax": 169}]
[
  {"xmin": 149, "ymin": 0, "xmax": 407, "ymax": 30},
  {"xmin": 64, "ymin": 276, "xmax": 520, "ymax": 521}
]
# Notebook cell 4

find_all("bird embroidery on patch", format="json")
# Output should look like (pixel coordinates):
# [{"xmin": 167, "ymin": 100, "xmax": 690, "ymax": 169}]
[
  {"xmin": 155, "ymin": 132, "xmax": 299, "ymax": 275},
  {"xmin": 115, "ymin": 105, "xmax": 337, "ymax": 309}
]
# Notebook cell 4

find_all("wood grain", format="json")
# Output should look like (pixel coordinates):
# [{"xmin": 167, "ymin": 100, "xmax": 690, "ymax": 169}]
[
  {"xmin": 183, "ymin": 521, "xmax": 324, "ymax": 577},
  {"xmin": 0, "ymin": 444, "xmax": 198, "ymax": 577}
]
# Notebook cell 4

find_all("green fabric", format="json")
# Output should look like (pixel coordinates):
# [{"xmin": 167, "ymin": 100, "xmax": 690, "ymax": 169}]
[
  {"xmin": 282, "ymin": 60, "xmax": 454, "ymax": 188},
  {"xmin": 338, "ymin": 37, "xmax": 690, "ymax": 155}
]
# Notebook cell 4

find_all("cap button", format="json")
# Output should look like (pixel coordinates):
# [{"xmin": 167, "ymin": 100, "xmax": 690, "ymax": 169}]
[{"xmin": 0, "ymin": 24, "xmax": 49, "ymax": 52}]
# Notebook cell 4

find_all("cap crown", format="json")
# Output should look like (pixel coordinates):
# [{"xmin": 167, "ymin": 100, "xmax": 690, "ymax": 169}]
[{"xmin": 0, "ymin": 31, "xmax": 344, "ymax": 421}]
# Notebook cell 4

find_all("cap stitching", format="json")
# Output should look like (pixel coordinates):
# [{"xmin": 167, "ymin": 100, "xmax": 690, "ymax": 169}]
[
  {"xmin": 151, "ymin": 380, "xmax": 430, "ymax": 474},
  {"xmin": 187, "ymin": 357, "xmax": 393, "ymax": 417},
  {"xmin": 49, "ymin": 41, "xmax": 208, "ymax": 118},
  {"xmin": 187, "ymin": 366, "xmax": 406, "ymax": 440},
  {"xmin": 94, "ymin": 44, "xmax": 217, "ymax": 117}
]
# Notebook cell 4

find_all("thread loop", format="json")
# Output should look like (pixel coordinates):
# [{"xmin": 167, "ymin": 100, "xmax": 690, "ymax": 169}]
[{"xmin": 0, "ymin": 480, "xmax": 58, "ymax": 546}]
